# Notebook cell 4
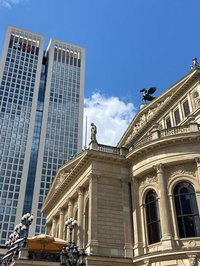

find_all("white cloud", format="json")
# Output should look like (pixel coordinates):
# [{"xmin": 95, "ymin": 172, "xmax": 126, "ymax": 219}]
[
  {"xmin": 0, "ymin": 0, "xmax": 24, "ymax": 8},
  {"xmin": 83, "ymin": 92, "xmax": 136, "ymax": 147}
]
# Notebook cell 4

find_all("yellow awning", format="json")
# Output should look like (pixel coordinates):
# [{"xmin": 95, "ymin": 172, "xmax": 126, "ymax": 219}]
[{"xmin": 27, "ymin": 234, "xmax": 68, "ymax": 253}]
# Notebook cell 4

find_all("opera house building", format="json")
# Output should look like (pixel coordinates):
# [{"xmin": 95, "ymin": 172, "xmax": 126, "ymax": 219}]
[
  {"xmin": 4, "ymin": 66, "xmax": 200, "ymax": 266},
  {"xmin": 41, "ymin": 66, "xmax": 200, "ymax": 266}
]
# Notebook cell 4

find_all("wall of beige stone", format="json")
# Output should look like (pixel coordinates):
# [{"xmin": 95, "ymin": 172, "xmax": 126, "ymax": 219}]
[
  {"xmin": 130, "ymin": 136, "xmax": 200, "ymax": 259},
  {"xmin": 96, "ymin": 177, "xmax": 125, "ymax": 256}
]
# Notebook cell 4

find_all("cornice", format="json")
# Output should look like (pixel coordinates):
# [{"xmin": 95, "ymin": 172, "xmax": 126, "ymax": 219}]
[{"xmin": 42, "ymin": 149, "xmax": 128, "ymax": 214}]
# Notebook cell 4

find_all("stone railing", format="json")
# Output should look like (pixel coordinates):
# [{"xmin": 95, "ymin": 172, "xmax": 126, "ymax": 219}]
[
  {"xmin": 134, "ymin": 134, "xmax": 153, "ymax": 149},
  {"xmin": 89, "ymin": 123, "xmax": 199, "ymax": 154},
  {"xmin": 89, "ymin": 142, "xmax": 128, "ymax": 155},
  {"xmin": 133, "ymin": 122, "xmax": 199, "ymax": 150},
  {"xmin": 159, "ymin": 125, "xmax": 191, "ymax": 137},
  {"xmin": 97, "ymin": 144, "xmax": 120, "ymax": 154}
]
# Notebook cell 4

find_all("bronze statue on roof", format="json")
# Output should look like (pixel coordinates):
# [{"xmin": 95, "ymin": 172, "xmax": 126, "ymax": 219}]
[{"xmin": 140, "ymin": 87, "xmax": 157, "ymax": 103}]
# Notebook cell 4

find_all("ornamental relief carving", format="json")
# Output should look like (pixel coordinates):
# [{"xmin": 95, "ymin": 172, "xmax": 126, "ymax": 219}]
[
  {"xmin": 167, "ymin": 164, "xmax": 196, "ymax": 182},
  {"xmin": 55, "ymin": 169, "xmax": 73, "ymax": 190},
  {"xmin": 188, "ymin": 255, "xmax": 197, "ymax": 266},
  {"xmin": 192, "ymin": 90, "xmax": 200, "ymax": 109},
  {"xmin": 139, "ymin": 173, "xmax": 158, "ymax": 190},
  {"xmin": 125, "ymin": 96, "xmax": 171, "ymax": 146}
]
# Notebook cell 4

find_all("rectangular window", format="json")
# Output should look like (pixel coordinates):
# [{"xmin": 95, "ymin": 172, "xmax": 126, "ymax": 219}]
[
  {"xmin": 174, "ymin": 108, "xmax": 181, "ymax": 125},
  {"xmin": 183, "ymin": 99, "xmax": 190, "ymax": 117},
  {"xmin": 166, "ymin": 116, "xmax": 172, "ymax": 128}
]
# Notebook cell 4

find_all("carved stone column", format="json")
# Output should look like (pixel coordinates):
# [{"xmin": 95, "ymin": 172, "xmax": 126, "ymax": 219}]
[
  {"xmin": 168, "ymin": 193, "xmax": 179, "ymax": 240},
  {"xmin": 132, "ymin": 177, "xmax": 144, "ymax": 256},
  {"xmin": 121, "ymin": 179, "xmax": 133, "ymax": 258},
  {"xmin": 67, "ymin": 199, "xmax": 73, "ymax": 242},
  {"xmin": 88, "ymin": 174, "xmax": 99, "ymax": 254},
  {"xmin": 51, "ymin": 218, "xmax": 57, "ymax": 237},
  {"xmin": 58, "ymin": 209, "xmax": 64, "ymax": 239},
  {"xmin": 45, "ymin": 223, "xmax": 51, "ymax": 235},
  {"xmin": 77, "ymin": 187, "xmax": 84, "ymax": 248},
  {"xmin": 140, "ymin": 204, "xmax": 148, "ymax": 253},
  {"xmin": 155, "ymin": 164, "xmax": 174, "ymax": 250}
]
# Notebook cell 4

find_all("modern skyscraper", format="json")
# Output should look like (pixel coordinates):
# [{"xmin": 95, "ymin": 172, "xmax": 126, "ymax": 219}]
[{"xmin": 0, "ymin": 26, "xmax": 85, "ymax": 243}]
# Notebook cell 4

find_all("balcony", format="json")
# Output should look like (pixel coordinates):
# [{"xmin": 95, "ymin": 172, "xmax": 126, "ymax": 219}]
[{"xmin": 128, "ymin": 122, "xmax": 200, "ymax": 156}]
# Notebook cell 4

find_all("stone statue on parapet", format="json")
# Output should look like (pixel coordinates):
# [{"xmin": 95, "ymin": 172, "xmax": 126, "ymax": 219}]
[
  {"xmin": 191, "ymin": 57, "xmax": 200, "ymax": 69},
  {"xmin": 90, "ymin": 123, "xmax": 98, "ymax": 144}
]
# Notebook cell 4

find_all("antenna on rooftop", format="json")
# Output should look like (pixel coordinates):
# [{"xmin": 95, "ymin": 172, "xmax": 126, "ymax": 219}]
[{"xmin": 84, "ymin": 116, "xmax": 88, "ymax": 149}]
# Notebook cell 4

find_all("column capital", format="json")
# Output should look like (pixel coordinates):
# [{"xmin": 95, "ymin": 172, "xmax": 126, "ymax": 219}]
[
  {"xmin": 52, "ymin": 217, "xmax": 57, "ymax": 222},
  {"xmin": 77, "ymin": 186, "xmax": 84, "ymax": 196},
  {"xmin": 88, "ymin": 174, "xmax": 99, "ymax": 183},
  {"xmin": 154, "ymin": 163, "xmax": 164, "ymax": 174},
  {"xmin": 67, "ymin": 198, "xmax": 73, "ymax": 206},
  {"xmin": 195, "ymin": 157, "xmax": 200, "ymax": 166},
  {"xmin": 59, "ymin": 208, "xmax": 65, "ymax": 215}
]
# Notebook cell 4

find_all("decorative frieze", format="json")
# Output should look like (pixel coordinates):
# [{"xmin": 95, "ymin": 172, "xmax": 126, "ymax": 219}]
[
  {"xmin": 187, "ymin": 240, "xmax": 197, "ymax": 248},
  {"xmin": 167, "ymin": 164, "xmax": 195, "ymax": 181},
  {"xmin": 55, "ymin": 169, "xmax": 74, "ymax": 190},
  {"xmin": 125, "ymin": 96, "xmax": 171, "ymax": 146},
  {"xmin": 138, "ymin": 173, "xmax": 158, "ymax": 190}
]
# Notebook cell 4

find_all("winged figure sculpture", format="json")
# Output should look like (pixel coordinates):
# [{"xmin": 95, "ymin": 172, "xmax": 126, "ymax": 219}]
[{"xmin": 140, "ymin": 87, "xmax": 157, "ymax": 103}]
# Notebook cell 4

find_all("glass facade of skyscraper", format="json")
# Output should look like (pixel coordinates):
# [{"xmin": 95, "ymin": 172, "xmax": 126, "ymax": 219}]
[{"xmin": 0, "ymin": 26, "xmax": 85, "ymax": 243}]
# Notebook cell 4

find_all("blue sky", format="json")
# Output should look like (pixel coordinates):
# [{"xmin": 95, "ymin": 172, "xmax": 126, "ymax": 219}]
[{"xmin": 1, "ymin": 0, "xmax": 200, "ymax": 145}]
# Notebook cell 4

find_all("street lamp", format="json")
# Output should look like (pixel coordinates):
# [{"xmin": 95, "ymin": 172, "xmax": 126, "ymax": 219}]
[
  {"xmin": 60, "ymin": 218, "xmax": 86, "ymax": 266},
  {"xmin": 2, "ymin": 213, "xmax": 34, "ymax": 265}
]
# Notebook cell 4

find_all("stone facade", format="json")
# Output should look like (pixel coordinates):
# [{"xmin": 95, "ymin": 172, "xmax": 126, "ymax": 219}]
[{"xmin": 41, "ymin": 68, "xmax": 200, "ymax": 266}]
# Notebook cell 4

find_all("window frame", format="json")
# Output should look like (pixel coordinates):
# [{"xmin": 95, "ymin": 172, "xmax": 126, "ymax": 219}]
[
  {"xmin": 173, "ymin": 181, "xmax": 200, "ymax": 238},
  {"xmin": 145, "ymin": 190, "xmax": 161, "ymax": 245}
]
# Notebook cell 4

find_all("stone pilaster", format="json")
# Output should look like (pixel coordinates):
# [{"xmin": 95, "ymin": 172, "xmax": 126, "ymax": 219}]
[
  {"xmin": 132, "ymin": 177, "xmax": 144, "ymax": 256},
  {"xmin": 88, "ymin": 174, "xmax": 99, "ymax": 254},
  {"xmin": 67, "ymin": 199, "xmax": 73, "ymax": 242},
  {"xmin": 168, "ymin": 193, "xmax": 179, "ymax": 240},
  {"xmin": 51, "ymin": 218, "xmax": 57, "ymax": 237},
  {"xmin": 58, "ymin": 209, "xmax": 64, "ymax": 239},
  {"xmin": 155, "ymin": 163, "xmax": 174, "ymax": 250},
  {"xmin": 121, "ymin": 179, "xmax": 133, "ymax": 258},
  {"xmin": 77, "ymin": 187, "xmax": 84, "ymax": 248},
  {"xmin": 140, "ymin": 204, "xmax": 148, "ymax": 253}
]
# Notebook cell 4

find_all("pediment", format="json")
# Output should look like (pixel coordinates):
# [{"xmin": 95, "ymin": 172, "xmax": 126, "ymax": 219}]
[
  {"xmin": 118, "ymin": 68, "xmax": 200, "ymax": 149},
  {"xmin": 43, "ymin": 151, "xmax": 87, "ymax": 206}
]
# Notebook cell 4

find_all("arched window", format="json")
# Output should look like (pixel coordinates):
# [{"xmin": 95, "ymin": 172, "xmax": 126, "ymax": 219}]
[
  {"xmin": 174, "ymin": 182, "xmax": 200, "ymax": 238},
  {"xmin": 145, "ymin": 190, "xmax": 161, "ymax": 244}
]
